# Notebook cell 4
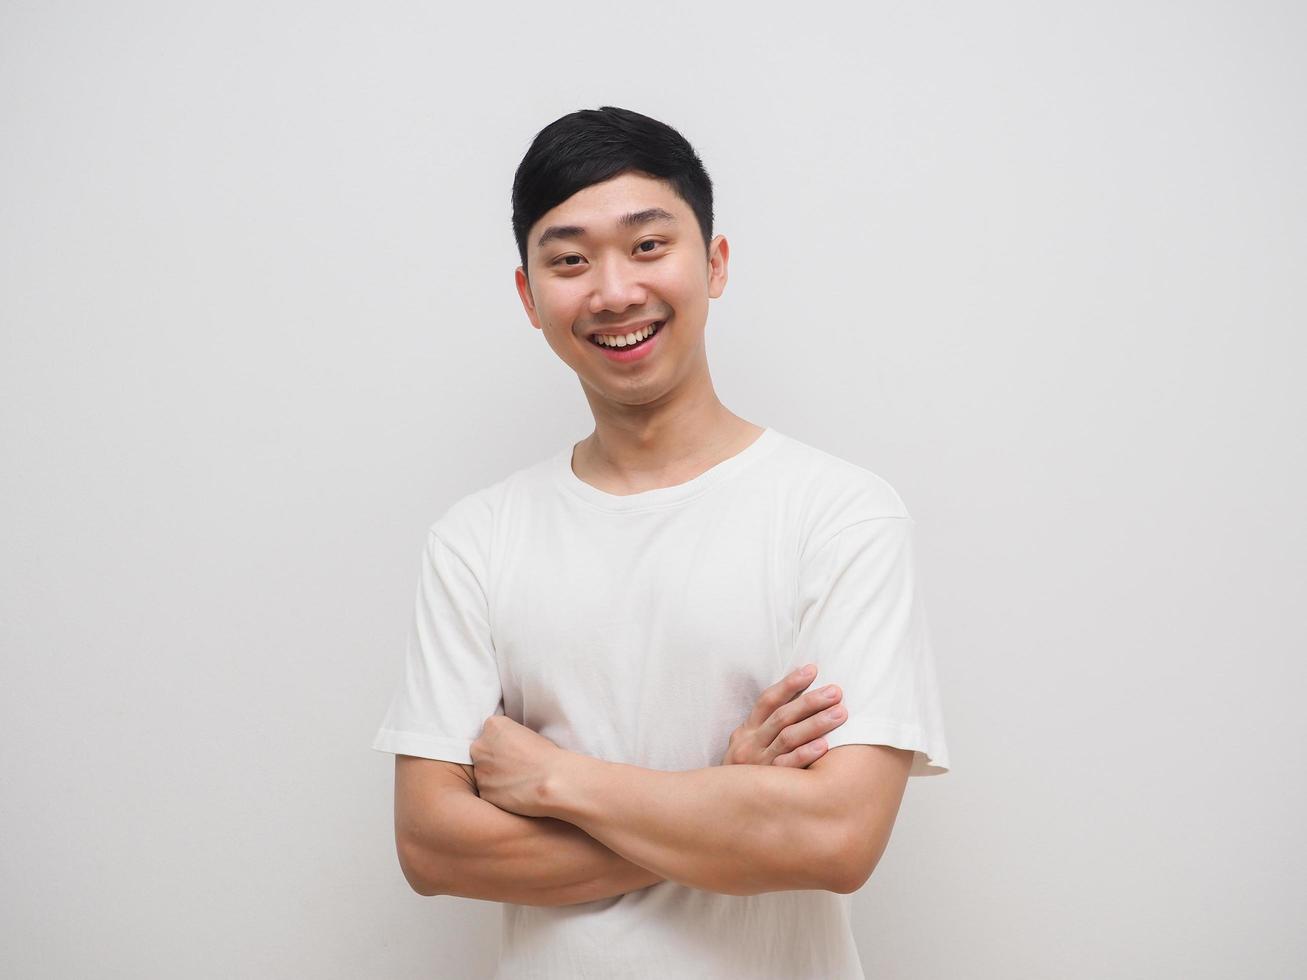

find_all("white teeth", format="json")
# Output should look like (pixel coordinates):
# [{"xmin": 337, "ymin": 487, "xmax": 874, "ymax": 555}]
[{"xmin": 592, "ymin": 322, "xmax": 661, "ymax": 348}]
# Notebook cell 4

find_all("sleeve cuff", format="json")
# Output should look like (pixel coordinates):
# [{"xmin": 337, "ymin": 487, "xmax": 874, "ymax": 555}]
[
  {"xmin": 371, "ymin": 728, "xmax": 474, "ymax": 765},
  {"xmin": 824, "ymin": 721, "xmax": 951, "ymax": 776}
]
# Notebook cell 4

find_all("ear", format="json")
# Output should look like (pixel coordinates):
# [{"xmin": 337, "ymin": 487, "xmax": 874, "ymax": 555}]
[
  {"xmin": 706, "ymin": 235, "xmax": 729, "ymax": 299},
  {"xmin": 515, "ymin": 266, "xmax": 543, "ymax": 330}
]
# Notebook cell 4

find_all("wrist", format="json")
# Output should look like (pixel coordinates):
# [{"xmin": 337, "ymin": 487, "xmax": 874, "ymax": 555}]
[{"xmin": 540, "ymin": 749, "xmax": 602, "ymax": 823}]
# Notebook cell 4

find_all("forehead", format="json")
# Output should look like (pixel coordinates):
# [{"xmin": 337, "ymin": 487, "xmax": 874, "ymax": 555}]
[{"xmin": 529, "ymin": 172, "xmax": 691, "ymax": 251}]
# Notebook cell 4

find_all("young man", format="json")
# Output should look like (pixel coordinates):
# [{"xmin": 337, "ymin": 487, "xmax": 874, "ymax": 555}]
[{"xmin": 372, "ymin": 106, "xmax": 950, "ymax": 979}]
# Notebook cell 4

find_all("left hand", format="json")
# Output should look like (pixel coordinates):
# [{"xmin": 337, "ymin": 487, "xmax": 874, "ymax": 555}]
[{"xmin": 469, "ymin": 714, "xmax": 568, "ymax": 818}]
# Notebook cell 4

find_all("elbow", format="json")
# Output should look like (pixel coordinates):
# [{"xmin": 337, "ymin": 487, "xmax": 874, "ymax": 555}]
[
  {"xmin": 404, "ymin": 869, "xmax": 443, "ymax": 898},
  {"xmin": 770, "ymin": 816, "xmax": 871, "ymax": 896},
  {"xmin": 827, "ymin": 860, "xmax": 873, "ymax": 895},
  {"xmin": 397, "ymin": 834, "xmax": 444, "ymax": 897},
  {"xmin": 823, "ymin": 822, "xmax": 885, "ymax": 895}
]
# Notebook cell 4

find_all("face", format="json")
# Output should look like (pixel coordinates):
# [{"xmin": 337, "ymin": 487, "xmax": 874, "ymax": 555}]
[{"xmin": 514, "ymin": 171, "xmax": 729, "ymax": 411}]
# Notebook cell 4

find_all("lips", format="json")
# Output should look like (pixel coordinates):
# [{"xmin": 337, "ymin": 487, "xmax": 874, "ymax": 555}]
[{"xmin": 588, "ymin": 318, "xmax": 666, "ymax": 361}]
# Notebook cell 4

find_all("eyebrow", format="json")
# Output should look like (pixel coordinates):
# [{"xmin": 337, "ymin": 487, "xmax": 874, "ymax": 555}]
[{"xmin": 535, "ymin": 207, "xmax": 678, "ymax": 249}]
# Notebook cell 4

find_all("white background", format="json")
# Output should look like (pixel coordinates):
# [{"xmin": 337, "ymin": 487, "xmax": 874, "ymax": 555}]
[{"xmin": 2, "ymin": 2, "xmax": 1303, "ymax": 977}]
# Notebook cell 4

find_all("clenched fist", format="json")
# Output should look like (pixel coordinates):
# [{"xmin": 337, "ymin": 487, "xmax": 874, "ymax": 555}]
[{"xmin": 469, "ymin": 714, "xmax": 567, "ymax": 818}]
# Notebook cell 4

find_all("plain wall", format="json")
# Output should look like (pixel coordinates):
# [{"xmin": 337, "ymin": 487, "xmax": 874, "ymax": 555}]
[{"xmin": 2, "ymin": 1, "xmax": 1303, "ymax": 977}]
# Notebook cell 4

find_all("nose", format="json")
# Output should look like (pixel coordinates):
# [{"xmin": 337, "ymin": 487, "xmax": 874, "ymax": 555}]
[{"xmin": 587, "ymin": 256, "xmax": 648, "ymax": 317}]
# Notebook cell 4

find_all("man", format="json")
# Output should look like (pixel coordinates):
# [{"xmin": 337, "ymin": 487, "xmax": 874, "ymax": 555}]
[{"xmin": 372, "ymin": 105, "xmax": 951, "ymax": 979}]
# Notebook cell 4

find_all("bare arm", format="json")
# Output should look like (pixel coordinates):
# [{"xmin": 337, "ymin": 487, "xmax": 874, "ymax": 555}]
[
  {"xmin": 395, "ymin": 664, "xmax": 847, "ymax": 904},
  {"xmin": 396, "ymin": 757, "xmax": 660, "ymax": 906},
  {"xmin": 538, "ymin": 755, "xmax": 843, "ymax": 896}
]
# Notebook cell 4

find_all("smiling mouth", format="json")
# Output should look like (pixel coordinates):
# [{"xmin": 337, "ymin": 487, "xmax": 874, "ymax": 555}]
[{"xmin": 588, "ymin": 321, "xmax": 664, "ymax": 350}]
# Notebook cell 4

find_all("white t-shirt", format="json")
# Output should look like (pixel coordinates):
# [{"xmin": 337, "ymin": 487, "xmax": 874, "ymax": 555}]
[{"xmin": 372, "ymin": 427, "xmax": 951, "ymax": 979}]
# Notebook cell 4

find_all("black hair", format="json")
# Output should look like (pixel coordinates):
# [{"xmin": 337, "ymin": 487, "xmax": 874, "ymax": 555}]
[{"xmin": 511, "ymin": 106, "xmax": 714, "ymax": 274}]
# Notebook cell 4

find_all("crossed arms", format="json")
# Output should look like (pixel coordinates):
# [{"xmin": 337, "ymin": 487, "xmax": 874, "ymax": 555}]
[{"xmin": 391, "ymin": 669, "xmax": 915, "ymax": 905}]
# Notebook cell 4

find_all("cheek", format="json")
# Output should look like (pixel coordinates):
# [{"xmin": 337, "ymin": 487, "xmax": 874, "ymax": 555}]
[
  {"xmin": 656, "ymin": 260, "xmax": 707, "ymax": 303},
  {"xmin": 539, "ymin": 286, "xmax": 586, "ymax": 324}
]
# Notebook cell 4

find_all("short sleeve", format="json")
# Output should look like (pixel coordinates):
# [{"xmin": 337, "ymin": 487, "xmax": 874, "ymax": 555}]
[
  {"xmin": 371, "ymin": 529, "xmax": 504, "ymax": 764},
  {"xmin": 794, "ymin": 516, "xmax": 951, "ymax": 776}
]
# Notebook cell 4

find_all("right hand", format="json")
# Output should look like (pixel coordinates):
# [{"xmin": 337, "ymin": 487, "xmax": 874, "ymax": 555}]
[{"xmin": 719, "ymin": 664, "xmax": 846, "ymax": 768}]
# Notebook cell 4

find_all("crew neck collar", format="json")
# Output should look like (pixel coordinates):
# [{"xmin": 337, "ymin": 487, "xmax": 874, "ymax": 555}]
[{"xmin": 555, "ymin": 427, "xmax": 784, "ymax": 512}]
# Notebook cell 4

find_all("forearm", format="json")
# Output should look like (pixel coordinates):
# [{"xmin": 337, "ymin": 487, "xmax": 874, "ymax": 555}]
[
  {"xmin": 540, "ymin": 757, "xmax": 842, "ymax": 897},
  {"xmin": 416, "ymin": 787, "xmax": 665, "ymax": 906}
]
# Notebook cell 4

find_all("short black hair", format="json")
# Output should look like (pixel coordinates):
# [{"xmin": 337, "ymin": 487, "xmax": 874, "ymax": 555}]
[{"xmin": 511, "ymin": 106, "xmax": 714, "ymax": 274}]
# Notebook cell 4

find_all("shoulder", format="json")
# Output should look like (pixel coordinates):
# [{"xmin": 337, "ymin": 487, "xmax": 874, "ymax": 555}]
[
  {"xmin": 766, "ymin": 432, "xmax": 913, "ymax": 559},
  {"xmin": 426, "ymin": 449, "xmax": 556, "ymax": 565}
]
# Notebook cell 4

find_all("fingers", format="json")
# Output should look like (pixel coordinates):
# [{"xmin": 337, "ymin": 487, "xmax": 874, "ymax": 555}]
[
  {"xmin": 756, "ymin": 679, "xmax": 843, "ymax": 751},
  {"xmin": 773, "ymin": 737, "xmax": 830, "ymax": 768},
  {"xmin": 745, "ymin": 663, "xmax": 818, "ymax": 731},
  {"xmin": 732, "ymin": 665, "xmax": 847, "ymax": 770},
  {"xmin": 768, "ymin": 700, "xmax": 846, "ymax": 760}
]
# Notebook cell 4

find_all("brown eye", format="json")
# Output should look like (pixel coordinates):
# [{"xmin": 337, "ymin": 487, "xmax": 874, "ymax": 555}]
[{"xmin": 636, "ymin": 240, "xmax": 661, "ymax": 254}]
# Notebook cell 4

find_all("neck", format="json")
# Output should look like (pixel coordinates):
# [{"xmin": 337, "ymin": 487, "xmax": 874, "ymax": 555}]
[{"xmin": 573, "ymin": 374, "xmax": 764, "ymax": 495}]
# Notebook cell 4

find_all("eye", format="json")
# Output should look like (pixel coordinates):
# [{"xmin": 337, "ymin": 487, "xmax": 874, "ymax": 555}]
[
  {"xmin": 552, "ymin": 254, "xmax": 585, "ymax": 268},
  {"xmin": 636, "ymin": 239, "xmax": 663, "ymax": 254}
]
